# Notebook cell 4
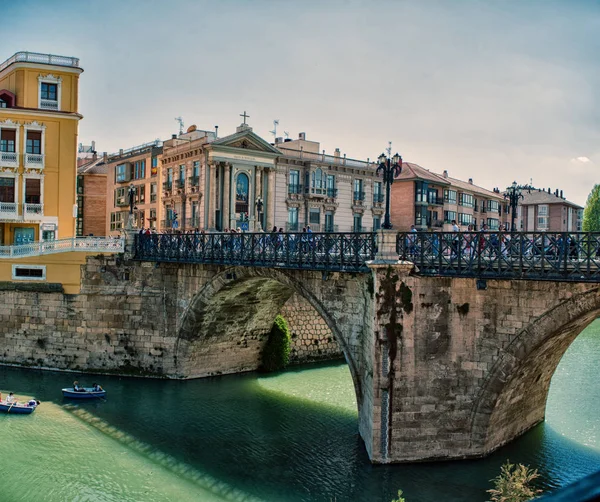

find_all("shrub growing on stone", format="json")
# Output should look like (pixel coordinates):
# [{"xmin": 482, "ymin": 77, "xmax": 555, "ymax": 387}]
[{"xmin": 260, "ymin": 315, "xmax": 291, "ymax": 372}]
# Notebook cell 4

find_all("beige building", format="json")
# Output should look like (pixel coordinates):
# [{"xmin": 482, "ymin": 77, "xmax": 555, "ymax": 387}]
[
  {"xmin": 515, "ymin": 188, "xmax": 583, "ymax": 232},
  {"xmin": 105, "ymin": 140, "xmax": 163, "ymax": 236}
]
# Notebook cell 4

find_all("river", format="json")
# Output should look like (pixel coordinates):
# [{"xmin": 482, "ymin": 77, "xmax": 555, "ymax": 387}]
[{"xmin": 0, "ymin": 320, "xmax": 599, "ymax": 502}]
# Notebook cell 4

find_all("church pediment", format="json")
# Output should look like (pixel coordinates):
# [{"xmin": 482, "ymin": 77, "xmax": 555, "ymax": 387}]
[{"xmin": 212, "ymin": 129, "xmax": 281, "ymax": 156}]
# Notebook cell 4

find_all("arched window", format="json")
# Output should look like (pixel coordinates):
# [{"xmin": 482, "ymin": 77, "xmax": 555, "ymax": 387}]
[{"xmin": 235, "ymin": 172, "xmax": 249, "ymax": 215}]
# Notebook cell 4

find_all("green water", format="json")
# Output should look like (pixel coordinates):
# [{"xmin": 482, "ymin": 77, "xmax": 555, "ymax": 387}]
[{"xmin": 0, "ymin": 321, "xmax": 599, "ymax": 501}]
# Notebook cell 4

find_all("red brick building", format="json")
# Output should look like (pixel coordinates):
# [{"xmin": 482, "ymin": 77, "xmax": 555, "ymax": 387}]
[{"xmin": 76, "ymin": 150, "xmax": 107, "ymax": 236}]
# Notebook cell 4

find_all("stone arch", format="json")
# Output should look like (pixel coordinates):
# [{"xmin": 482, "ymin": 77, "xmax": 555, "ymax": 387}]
[
  {"xmin": 174, "ymin": 266, "xmax": 363, "ymax": 406},
  {"xmin": 470, "ymin": 286, "xmax": 600, "ymax": 455}
]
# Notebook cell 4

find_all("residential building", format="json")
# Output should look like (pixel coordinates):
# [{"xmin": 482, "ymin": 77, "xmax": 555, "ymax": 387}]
[
  {"xmin": 514, "ymin": 188, "xmax": 583, "ymax": 232},
  {"xmin": 76, "ymin": 142, "xmax": 107, "ymax": 236},
  {"xmin": 105, "ymin": 140, "xmax": 163, "ymax": 236},
  {"xmin": 390, "ymin": 164, "xmax": 508, "ymax": 231}
]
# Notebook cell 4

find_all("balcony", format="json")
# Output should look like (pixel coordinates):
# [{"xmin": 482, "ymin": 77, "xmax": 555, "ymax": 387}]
[
  {"xmin": 326, "ymin": 188, "xmax": 338, "ymax": 198},
  {"xmin": 288, "ymin": 184, "xmax": 303, "ymax": 195},
  {"xmin": 185, "ymin": 217, "xmax": 200, "ymax": 229},
  {"xmin": 428, "ymin": 196, "xmax": 443, "ymax": 206},
  {"xmin": 176, "ymin": 178, "xmax": 185, "ymax": 189},
  {"xmin": 373, "ymin": 193, "xmax": 384, "ymax": 204},
  {"xmin": 24, "ymin": 153, "xmax": 44, "ymax": 169},
  {"xmin": 0, "ymin": 202, "xmax": 18, "ymax": 220},
  {"xmin": 0, "ymin": 151, "xmax": 18, "ymax": 169},
  {"xmin": 190, "ymin": 176, "xmax": 199, "ymax": 187},
  {"xmin": 40, "ymin": 99, "xmax": 58, "ymax": 111},
  {"xmin": 163, "ymin": 181, "xmax": 173, "ymax": 192},
  {"xmin": 353, "ymin": 191, "xmax": 365, "ymax": 202},
  {"xmin": 0, "ymin": 52, "xmax": 80, "ymax": 73},
  {"xmin": 23, "ymin": 203, "xmax": 43, "ymax": 220},
  {"xmin": 285, "ymin": 222, "xmax": 299, "ymax": 231}
]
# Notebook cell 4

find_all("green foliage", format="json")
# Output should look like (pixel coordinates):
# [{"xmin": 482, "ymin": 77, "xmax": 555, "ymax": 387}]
[
  {"xmin": 487, "ymin": 461, "xmax": 542, "ymax": 502},
  {"xmin": 260, "ymin": 315, "xmax": 291, "ymax": 372},
  {"xmin": 583, "ymin": 184, "xmax": 600, "ymax": 232},
  {"xmin": 390, "ymin": 489, "xmax": 406, "ymax": 502}
]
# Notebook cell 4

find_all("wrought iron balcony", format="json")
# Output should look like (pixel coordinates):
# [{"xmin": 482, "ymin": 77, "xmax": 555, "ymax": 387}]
[
  {"xmin": 373, "ymin": 193, "xmax": 385, "ymax": 204},
  {"xmin": 163, "ymin": 181, "xmax": 173, "ymax": 192},
  {"xmin": 0, "ymin": 151, "xmax": 18, "ymax": 168},
  {"xmin": 24, "ymin": 153, "xmax": 44, "ymax": 169},
  {"xmin": 134, "ymin": 231, "xmax": 377, "ymax": 273},
  {"xmin": 288, "ymin": 184, "xmax": 303, "ymax": 195},
  {"xmin": 190, "ymin": 176, "xmax": 199, "ymax": 187},
  {"xmin": 428, "ymin": 196, "xmax": 443, "ymax": 206},
  {"xmin": 396, "ymin": 231, "xmax": 600, "ymax": 282},
  {"xmin": 176, "ymin": 178, "xmax": 185, "ymax": 189},
  {"xmin": 23, "ymin": 203, "xmax": 43, "ymax": 220},
  {"xmin": 326, "ymin": 188, "xmax": 338, "ymax": 198},
  {"xmin": 353, "ymin": 191, "xmax": 365, "ymax": 202},
  {"xmin": 0, "ymin": 202, "xmax": 18, "ymax": 220}
]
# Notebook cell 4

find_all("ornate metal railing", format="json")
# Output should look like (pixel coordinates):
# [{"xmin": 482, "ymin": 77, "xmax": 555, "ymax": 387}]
[
  {"xmin": 0, "ymin": 237, "xmax": 124, "ymax": 259},
  {"xmin": 397, "ymin": 231, "xmax": 600, "ymax": 282},
  {"xmin": 134, "ymin": 232, "xmax": 377, "ymax": 272}
]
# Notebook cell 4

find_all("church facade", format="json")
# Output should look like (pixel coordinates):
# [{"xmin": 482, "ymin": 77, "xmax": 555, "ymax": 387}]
[{"xmin": 160, "ymin": 120, "xmax": 384, "ymax": 234}]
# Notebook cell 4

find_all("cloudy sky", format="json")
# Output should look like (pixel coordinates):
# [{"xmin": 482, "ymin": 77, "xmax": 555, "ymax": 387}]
[{"xmin": 3, "ymin": 0, "xmax": 599, "ymax": 205}]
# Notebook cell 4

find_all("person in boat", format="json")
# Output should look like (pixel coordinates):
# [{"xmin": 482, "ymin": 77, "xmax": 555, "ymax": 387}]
[
  {"xmin": 92, "ymin": 383, "xmax": 103, "ymax": 392},
  {"xmin": 5, "ymin": 392, "xmax": 15, "ymax": 403},
  {"xmin": 73, "ymin": 381, "xmax": 85, "ymax": 392},
  {"xmin": 27, "ymin": 399, "xmax": 39, "ymax": 407}
]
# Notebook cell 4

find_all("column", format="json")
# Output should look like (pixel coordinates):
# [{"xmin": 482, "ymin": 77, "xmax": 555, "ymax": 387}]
[
  {"xmin": 249, "ymin": 166, "xmax": 256, "ymax": 231},
  {"xmin": 208, "ymin": 162, "xmax": 217, "ymax": 230},
  {"xmin": 256, "ymin": 167, "xmax": 263, "ymax": 230},
  {"xmin": 266, "ymin": 168, "xmax": 276, "ymax": 230},
  {"xmin": 222, "ymin": 163, "xmax": 231, "ymax": 230}
]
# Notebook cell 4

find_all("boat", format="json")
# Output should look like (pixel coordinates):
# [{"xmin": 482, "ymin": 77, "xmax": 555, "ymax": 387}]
[
  {"xmin": 62, "ymin": 388, "xmax": 106, "ymax": 399},
  {"xmin": 0, "ymin": 401, "xmax": 38, "ymax": 414}
]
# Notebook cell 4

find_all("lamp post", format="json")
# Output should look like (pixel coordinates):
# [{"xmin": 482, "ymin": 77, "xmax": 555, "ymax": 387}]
[
  {"xmin": 504, "ymin": 181, "xmax": 531, "ymax": 231},
  {"xmin": 255, "ymin": 196, "xmax": 264, "ymax": 231},
  {"xmin": 377, "ymin": 150, "xmax": 403, "ymax": 229},
  {"xmin": 127, "ymin": 183, "xmax": 136, "ymax": 228}
]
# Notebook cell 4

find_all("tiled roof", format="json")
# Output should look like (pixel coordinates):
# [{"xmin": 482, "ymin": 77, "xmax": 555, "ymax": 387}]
[
  {"xmin": 77, "ymin": 157, "xmax": 108, "ymax": 175},
  {"xmin": 445, "ymin": 175, "xmax": 503, "ymax": 199},
  {"xmin": 519, "ymin": 189, "xmax": 582, "ymax": 209}
]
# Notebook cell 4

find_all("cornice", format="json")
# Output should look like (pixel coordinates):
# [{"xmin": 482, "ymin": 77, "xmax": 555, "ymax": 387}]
[{"xmin": 0, "ymin": 108, "xmax": 82, "ymax": 121}]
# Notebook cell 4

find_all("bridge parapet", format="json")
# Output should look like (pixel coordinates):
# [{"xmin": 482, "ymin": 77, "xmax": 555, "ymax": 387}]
[{"xmin": 397, "ymin": 231, "xmax": 600, "ymax": 282}]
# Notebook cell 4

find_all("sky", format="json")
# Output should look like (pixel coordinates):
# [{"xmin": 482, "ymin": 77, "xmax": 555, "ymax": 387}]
[{"xmin": 2, "ymin": 0, "xmax": 599, "ymax": 205}]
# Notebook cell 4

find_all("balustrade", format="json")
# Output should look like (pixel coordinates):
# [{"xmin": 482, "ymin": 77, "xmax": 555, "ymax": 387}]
[
  {"xmin": 24, "ymin": 153, "xmax": 44, "ymax": 169},
  {"xmin": 0, "ymin": 151, "xmax": 18, "ymax": 168},
  {"xmin": 0, "ymin": 202, "xmax": 17, "ymax": 219},
  {"xmin": 23, "ymin": 203, "xmax": 43, "ymax": 220}
]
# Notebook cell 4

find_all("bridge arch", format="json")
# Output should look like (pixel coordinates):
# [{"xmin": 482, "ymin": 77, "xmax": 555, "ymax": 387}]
[
  {"xmin": 174, "ymin": 266, "xmax": 364, "ymax": 407},
  {"xmin": 470, "ymin": 286, "xmax": 600, "ymax": 454}
]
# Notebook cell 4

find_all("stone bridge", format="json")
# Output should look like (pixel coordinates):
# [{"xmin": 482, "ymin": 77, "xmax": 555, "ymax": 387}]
[{"xmin": 0, "ymin": 230, "xmax": 598, "ymax": 464}]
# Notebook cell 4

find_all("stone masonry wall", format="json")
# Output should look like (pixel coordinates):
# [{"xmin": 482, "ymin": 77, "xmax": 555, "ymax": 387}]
[{"xmin": 280, "ymin": 293, "xmax": 343, "ymax": 364}]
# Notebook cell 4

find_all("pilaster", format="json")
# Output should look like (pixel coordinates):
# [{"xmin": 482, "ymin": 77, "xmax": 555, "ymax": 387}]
[{"xmin": 223, "ymin": 163, "xmax": 231, "ymax": 230}]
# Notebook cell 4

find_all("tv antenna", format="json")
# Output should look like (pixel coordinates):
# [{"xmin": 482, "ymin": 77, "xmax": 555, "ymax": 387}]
[
  {"xmin": 270, "ymin": 119, "xmax": 279, "ymax": 141},
  {"xmin": 284, "ymin": 131, "xmax": 290, "ymax": 139},
  {"xmin": 175, "ymin": 117, "xmax": 184, "ymax": 136}
]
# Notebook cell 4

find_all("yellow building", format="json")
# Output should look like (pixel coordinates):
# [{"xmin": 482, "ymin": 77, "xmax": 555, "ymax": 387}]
[{"xmin": 0, "ymin": 51, "xmax": 122, "ymax": 293}]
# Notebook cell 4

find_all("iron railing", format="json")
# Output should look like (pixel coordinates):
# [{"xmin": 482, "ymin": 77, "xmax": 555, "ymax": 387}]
[
  {"xmin": 134, "ymin": 232, "xmax": 377, "ymax": 272},
  {"xmin": 397, "ymin": 231, "xmax": 600, "ymax": 282}
]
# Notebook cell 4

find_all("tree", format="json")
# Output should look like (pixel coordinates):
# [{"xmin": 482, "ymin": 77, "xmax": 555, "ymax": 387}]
[
  {"xmin": 487, "ymin": 461, "xmax": 542, "ymax": 502},
  {"xmin": 582, "ymin": 184, "xmax": 600, "ymax": 232}
]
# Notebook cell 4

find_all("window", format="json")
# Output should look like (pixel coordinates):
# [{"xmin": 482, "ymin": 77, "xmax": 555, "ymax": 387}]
[
  {"xmin": 149, "ymin": 209, "xmax": 157, "ymax": 229},
  {"xmin": 427, "ymin": 188, "xmax": 439, "ymax": 204},
  {"xmin": 151, "ymin": 156, "xmax": 159, "ymax": 176},
  {"xmin": 110, "ymin": 212, "xmax": 123, "ymax": 231},
  {"xmin": 353, "ymin": 213, "xmax": 363, "ymax": 232},
  {"xmin": 458, "ymin": 193, "xmax": 474, "ymax": 208},
  {"xmin": 444, "ymin": 210, "xmax": 457, "ymax": 223},
  {"xmin": 134, "ymin": 160, "xmax": 145, "ymax": 180},
  {"xmin": 373, "ymin": 216, "xmax": 381, "ymax": 231},
  {"xmin": 136, "ymin": 185, "xmax": 145, "ymax": 204},
  {"xmin": 326, "ymin": 175, "xmax": 336, "ymax": 197},
  {"xmin": 415, "ymin": 206, "xmax": 428, "ymax": 226},
  {"xmin": 487, "ymin": 218, "xmax": 499, "ymax": 230},
  {"xmin": 114, "ymin": 187, "xmax": 127, "ymax": 207},
  {"xmin": 116, "ymin": 164, "xmax": 129, "ymax": 183},
  {"xmin": 12, "ymin": 265, "xmax": 46, "ymax": 281},
  {"xmin": 26, "ymin": 131, "xmax": 41, "ymax": 154},
  {"xmin": 191, "ymin": 161, "xmax": 200, "ymax": 185},
  {"xmin": 444, "ymin": 190, "xmax": 457, "ymax": 204},
  {"xmin": 487, "ymin": 200, "xmax": 499, "ymax": 213},
  {"xmin": 40, "ymin": 83, "xmax": 57, "ymax": 101},
  {"xmin": 167, "ymin": 168, "xmax": 173, "ymax": 183},
  {"xmin": 415, "ymin": 181, "xmax": 428, "ymax": 203},
  {"xmin": 0, "ymin": 99, "xmax": 5, "ymax": 108},
  {"xmin": 0, "ymin": 129, "xmax": 16, "ymax": 152},
  {"xmin": 311, "ymin": 168, "xmax": 324, "ymax": 194},
  {"xmin": 458, "ymin": 212, "xmax": 473, "ymax": 225},
  {"xmin": 0, "ymin": 177, "xmax": 15, "ymax": 202},
  {"xmin": 42, "ymin": 230, "xmax": 55, "ymax": 241},
  {"xmin": 288, "ymin": 207, "xmax": 298, "ymax": 230},
  {"xmin": 537, "ymin": 204, "xmax": 549, "ymax": 230},
  {"xmin": 353, "ymin": 179, "xmax": 364, "ymax": 201},
  {"xmin": 289, "ymin": 169, "xmax": 300, "ymax": 194},
  {"xmin": 309, "ymin": 208, "xmax": 320, "ymax": 226},
  {"xmin": 179, "ymin": 164, "xmax": 185, "ymax": 180},
  {"xmin": 150, "ymin": 183, "xmax": 157, "ymax": 202},
  {"xmin": 25, "ymin": 178, "xmax": 41, "ymax": 204},
  {"xmin": 374, "ymin": 181, "xmax": 383, "ymax": 203},
  {"xmin": 325, "ymin": 212, "xmax": 335, "ymax": 232}
]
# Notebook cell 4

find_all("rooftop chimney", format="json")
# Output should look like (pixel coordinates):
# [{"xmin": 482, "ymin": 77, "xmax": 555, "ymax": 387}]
[
  {"xmin": 103, "ymin": 152, "xmax": 108, "ymax": 163},
  {"xmin": 468, "ymin": 178, "xmax": 473, "ymax": 184},
  {"xmin": 299, "ymin": 132, "xmax": 306, "ymax": 140},
  {"xmin": 172, "ymin": 134, "xmax": 177, "ymax": 140},
  {"xmin": 215, "ymin": 125, "xmax": 218, "ymax": 138},
  {"xmin": 334, "ymin": 148, "xmax": 341, "ymax": 157},
  {"xmin": 560, "ymin": 190, "xmax": 563, "ymax": 198},
  {"xmin": 443, "ymin": 170, "xmax": 448, "ymax": 178},
  {"xmin": 119, "ymin": 148, "xmax": 123, "ymax": 156},
  {"xmin": 275, "ymin": 137, "xmax": 283, "ymax": 144}
]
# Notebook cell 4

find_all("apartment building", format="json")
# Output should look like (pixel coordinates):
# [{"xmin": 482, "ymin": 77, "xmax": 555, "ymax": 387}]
[
  {"xmin": 76, "ymin": 144, "xmax": 107, "ymax": 236},
  {"xmin": 105, "ymin": 140, "xmax": 163, "ymax": 236},
  {"xmin": 390, "ymin": 163, "xmax": 509, "ymax": 231},
  {"xmin": 515, "ymin": 188, "xmax": 583, "ymax": 232}
]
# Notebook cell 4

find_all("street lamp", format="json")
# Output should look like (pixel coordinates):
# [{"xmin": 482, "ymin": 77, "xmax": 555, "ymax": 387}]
[
  {"xmin": 377, "ymin": 150, "xmax": 403, "ymax": 229},
  {"xmin": 504, "ymin": 181, "xmax": 531, "ymax": 231},
  {"xmin": 127, "ymin": 183, "xmax": 137, "ymax": 229}
]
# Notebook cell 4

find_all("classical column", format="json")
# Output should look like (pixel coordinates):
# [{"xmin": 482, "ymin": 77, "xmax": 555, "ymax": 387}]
[
  {"xmin": 256, "ymin": 166, "xmax": 263, "ymax": 230},
  {"xmin": 208, "ymin": 162, "xmax": 217, "ymax": 230},
  {"xmin": 266, "ymin": 168, "xmax": 276, "ymax": 230},
  {"xmin": 249, "ymin": 166, "xmax": 256, "ymax": 231},
  {"xmin": 222, "ymin": 163, "xmax": 231, "ymax": 230}
]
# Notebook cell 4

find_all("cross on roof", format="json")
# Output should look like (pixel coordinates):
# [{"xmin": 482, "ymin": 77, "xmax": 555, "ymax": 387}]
[{"xmin": 240, "ymin": 111, "xmax": 250, "ymax": 125}]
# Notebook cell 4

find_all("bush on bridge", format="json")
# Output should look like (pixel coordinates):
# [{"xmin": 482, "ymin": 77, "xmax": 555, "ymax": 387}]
[{"xmin": 260, "ymin": 315, "xmax": 291, "ymax": 372}]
